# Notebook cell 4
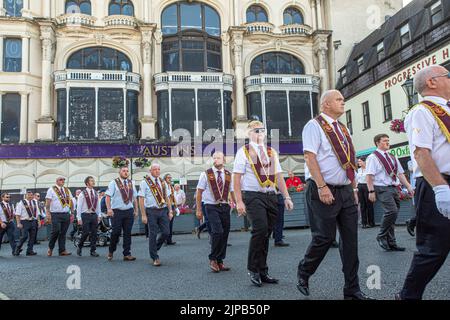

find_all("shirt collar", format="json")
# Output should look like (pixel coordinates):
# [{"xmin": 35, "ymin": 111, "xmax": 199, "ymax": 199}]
[
  {"xmin": 212, "ymin": 166, "xmax": 224, "ymax": 174},
  {"xmin": 320, "ymin": 112, "xmax": 339, "ymax": 125},
  {"xmin": 422, "ymin": 96, "xmax": 448, "ymax": 107},
  {"xmin": 376, "ymin": 148, "xmax": 389, "ymax": 155},
  {"xmin": 250, "ymin": 141, "xmax": 265, "ymax": 150}
]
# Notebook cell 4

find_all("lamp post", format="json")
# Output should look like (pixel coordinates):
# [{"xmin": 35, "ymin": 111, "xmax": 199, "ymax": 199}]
[{"xmin": 401, "ymin": 77, "xmax": 415, "ymax": 109}]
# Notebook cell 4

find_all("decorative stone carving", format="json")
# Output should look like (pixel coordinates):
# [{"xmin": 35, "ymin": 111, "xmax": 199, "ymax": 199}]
[
  {"xmin": 141, "ymin": 29, "xmax": 154, "ymax": 64},
  {"xmin": 40, "ymin": 25, "xmax": 56, "ymax": 62},
  {"xmin": 95, "ymin": 33, "xmax": 105, "ymax": 45},
  {"xmin": 154, "ymin": 29, "xmax": 163, "ymax": 45}
]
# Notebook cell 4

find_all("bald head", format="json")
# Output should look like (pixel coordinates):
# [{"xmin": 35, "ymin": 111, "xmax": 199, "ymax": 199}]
[
  {"xmin": 320, "ymin": 90, "xmax": 346, "ymax": 119},
  {"xmin": 414, "ymin": 65, "xmax": 450, "ymax": 99}
]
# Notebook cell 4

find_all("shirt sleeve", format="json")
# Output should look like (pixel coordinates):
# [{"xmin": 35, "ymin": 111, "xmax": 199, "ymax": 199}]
[
  {"xmin": 138, "ymin": 181, "xmax": 146, "ymax": 198},
  {"xmin": 105, "ymin": 180, "xmax": 116, "ymax": 198},
  {"xmin": 302, "ymin": 121, "xmax": 321, "ymax": 155},
  {"xmin": 45, "ymin": 188, "xmax": 53, "ymax": 200},
  {"xmin": 229, "ymin": 174, "xmax": 234, "ymax": 193},
  {"xmin": 197, "ymin": 172, "xmax": 208, "ymax": 190},
  {"xmin": 365, "ymin": 155, "xmax": 378, "ymax": 176},
  {"xmin": 132, "ymin": 182, "xmax": 138, "ymax": 201},
  {"xmin": 408, "ymin": 107, "xmax": 435, "ymax": 150},
  {"xmin": 233, "ymin": 148, "xmax": 247, "ymax": 174},
  {"xmin": 396, "ymin": 158, "xmax": 405, "ymax": 174},
  {"xmin": 96, "ymin": 197, "xmax": 102, "ymax": 217},
  {"xmin": 76, "ymin": 193, "xmax": 84, "ymax": 220},
  {"xmin": 15, "ymin": 202, "xmax": 22, "ymax": 216}
]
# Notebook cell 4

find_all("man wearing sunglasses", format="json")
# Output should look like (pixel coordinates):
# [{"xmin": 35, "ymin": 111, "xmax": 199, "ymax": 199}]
[
  {"xmin": 0, "ymin": 193, "xmax": 17, "ymax": 256},
  {"xmin": 398, "ymin": 65, "xmax": 450, "ymax": 300},
  {"xmin": 233, "ymin": 120, "xmax": 294, "ymax": 287}
]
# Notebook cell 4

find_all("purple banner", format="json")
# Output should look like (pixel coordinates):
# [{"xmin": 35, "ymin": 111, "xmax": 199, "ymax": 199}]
[{"xmin": 0, "ymin": 142, "xmax": 303, "ymax": 159}]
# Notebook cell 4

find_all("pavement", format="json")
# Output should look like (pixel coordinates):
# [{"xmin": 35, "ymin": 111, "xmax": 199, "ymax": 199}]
[{"xmin": 0, "ymin": 227, "xmax": 448, "ymax": 300}]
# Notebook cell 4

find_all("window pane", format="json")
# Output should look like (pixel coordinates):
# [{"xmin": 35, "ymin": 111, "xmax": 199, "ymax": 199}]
[
  {"xmin": 198, "ymin": 90, "xmax": 222, "ymax": 134},
  {"xmin": 250, "ymin": 55, "xmax": 263, "ymax": 75},
  {"xmin": 250, "ymin": 52, "xmax": 304, "ymax": 75},
  {"xmin": 122, "ymin": 4, "xmax": 133, "ymax": 16},
  {"xmin": 207, "ymin": 52, "xmax": 221, "ymax": 70},
  {"xmin": 66, "ymin": 1, "xmax": 80, "ymax": 14},
  {"xmin": 246, "ymin": 11, "xmax": 256, "ymax": 23},
  {"xmin": 163, "ymin": 51, "xmax": 179, "ymax": 71},
  {"xmin": 265, "ymin": 91, "xmax": 289, "ymax": 140},
  {"xmin": 109, "ymin": 3, "xmax": 120, "ymax": 15},
  {"xmin": 247, "ymin": 93, "xmax": 262, "ymax": 122},
  {"xmin": 83, "ymin": 47, "xmax": 99, "ymax": 69},
  {"xmin": 56, "ymin": 89, "xmax": 67, "ymax": 141},
  {"xmin": 283, "ymin": 12, "xmax": 292, "ymax": 25},
  {"xmin": 289, "ymin": 91, "xmax": 311, "ymax": 139},
  {"xmin": 1, "ymin": 93, "xmax": 20, "ymax": 143},
  {"xmin": 162, "ymin": 4, "xmax": 178, "ymax": 35},
  {"xmin": 127, "ymin": 90, "xmax": 139, "ymax": 140},
  {"xmin": 4, "ymin": 38, "xmax": 22, "ymax": 72},
  {"xmin": 118, "ymin": 52, "xmax": 131, "ymax": 71},
  {"xmin": 98, "ymin": 89, "xmax": 124, "ymax": 140},
  {"xmin": 278, "ymin": 53, "xmax": 292, "ymax": 73},
  {"xmin": 182, "ymin": 51, "xmax": 204, "ymax": 72},
  {"xmin": 205, "ymin": 6, "xmax": 220, "ymax": 36},
  {"xmin": 69, "ymin": 88, "xmax": 96, "ymax": 140},
  {"xmin": 4, "ymin": 0, "xmax": 23, "ymax": 17},
  {"xmin": 180, "ymin": 3, "xmax": 202, "ymax": 31},
  {"xmin": 157, "ymin": 91, "xmax": 170, "ymax": 138},
  {"xmin": 171, "ymin": 89, "xmax": 195, "ymax": 137},
  {"xmin": 311, "ymin": 92, "xmax": 319, "ymax": 117},
  {"xmin": 80, "ymin": 2, "xmax": 91, "ymax": 15},
  {"xmin": 223, "ymin": 91, "xmax": 233, "ymax": 131},
  {"xmin": 67, "ymin": 47, "xmax": 132, "ymax": 71}
]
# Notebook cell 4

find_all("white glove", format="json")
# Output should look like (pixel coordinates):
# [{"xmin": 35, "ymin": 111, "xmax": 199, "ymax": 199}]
[
  {"xmin": 175, "ymin": 207, "xmax": 180, "ymax": 216},
  {"xmin": 433, "ymin": 185, "xmax": 450, "ymax": 219}
]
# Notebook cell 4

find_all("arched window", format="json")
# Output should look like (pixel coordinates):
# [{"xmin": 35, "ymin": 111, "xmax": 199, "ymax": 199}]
[
  {"xmin": 283, "ymin": 7, "xmax": 304, "ymax": 25},
  {"xmin": 3, "ymin": 0, "xmax": 23, "ymax": 17},
  {"xmin": 67, "ymin": 47, "xmax": 132, "ymax": 71},
  {"xmin": 246, "ymin": 5, "xmax": 268, "ymax": 23},
  {"xmin": 161, "ymin": 1, "xmax": 221, "ymax": 72},
  {"xmin": 108, "ymin": 0, "xmax": 134, "ymax": 16},
  {"xmin": 250, "ymin": 52, "xmax": 305, "ymax": 75},
  {"xmin": 65, "ymin": 0, "xmax": 91, "ymax": 15}
]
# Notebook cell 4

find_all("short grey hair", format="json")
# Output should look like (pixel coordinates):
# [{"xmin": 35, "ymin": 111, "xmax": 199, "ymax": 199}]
[
  {"xmin": 320, "ymin": 89, "xmax": 341, "ymax": 110},
  {"xmin": 150, "ymin": 163, "xmax": 161, "ymax": 170},
  {"xmin": 414, "ymin": 65, "xmax": 446, "ymax": 95}
]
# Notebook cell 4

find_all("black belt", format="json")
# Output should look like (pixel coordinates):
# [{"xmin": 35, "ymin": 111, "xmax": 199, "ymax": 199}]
[
  {"xmin": 51, "ymin": 212, "xmax": 67, "ymax": 214},
  {"xmin": 147, "ymin": 207, "xmax": 166, "ymax": 210},
  {"xmin": 242, "ymin": 191, "xmax": 277, "ymax": 196},
  {"xmin": 83, "ymin": 211, "xmax": 97, "ymax": 215},
  {"xmin": 443, "ymin": 174, "xmax": 450, "ymax": 180},
  {"xmin": 306, "ymin": 179, "xmax": 349, "ymax": 189},
  {"xmin": 205, "ymin": 203, "xmax": 230, "ymax": 208}
]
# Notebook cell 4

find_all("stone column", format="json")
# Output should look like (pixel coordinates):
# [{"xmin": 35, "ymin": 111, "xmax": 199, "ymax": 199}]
[
  {"xmin": 230, "ymin": 27, "xmax": 247, "ymax": 139},
  {"xmin": 316, "ymin": 0, "xmax": 323, "ymax": 30},
  {"xmin": 21, "ymin": 0, "xmax": 32, "ymax": 18},
  {"xmin": 36, "ymin": 22, "xmax": 56, "ymax": 141},
  {"xmin": 22, "ymin": 35, "xmax": 30, "ymax": 73},
  {"xmin": 313, "ymin": 32, "xmax": 331, "ymax": 92},
  {"xmin": 43, "ymin": 0, "xmax": 51, "ymax": 18},
  {"xmin": 310, "ymin": 0, "xmax": 317, "ymax": 31},
  {"xmin": 140, "ymin": 25, "xmax": 157, "ymax": 140},
  {"xmin": 19, "ymin": 91, "xmax": 29, "ymax": 143},
  {"xmin": 0, "ymin": 36, "xmax": 3, "ymax": 72}
]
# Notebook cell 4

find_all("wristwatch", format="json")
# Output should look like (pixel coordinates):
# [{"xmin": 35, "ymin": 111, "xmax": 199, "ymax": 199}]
[{"xmin": 368, "ymin": 190, "xmax": 375, "ymax": 194}]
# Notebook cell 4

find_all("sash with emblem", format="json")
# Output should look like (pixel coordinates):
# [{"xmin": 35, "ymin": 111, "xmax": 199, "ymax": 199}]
[
  {"xmin": 168, "ymin": 184, "xmax": 176, "ymax": 206},
  {"xmin": 373, "ymin": 150, "xmax": 398, "ymax": 182},
  {"xmin": 244, "ymin": 144, "xmax": 278, "ymax": 188},
  {"xmin": 315, "ymin": 115, "xmax": 357, "ymax": 181},
  {"xmin": 206, "ymin": 168, "xmax": 231, "ymax": 202},
  {"xmin": 115, "ymin": 178, "xmax": 134, "ymax": 205},
  {"xmin": 53, "ymin": 186, "xmax": 73, "ymax": 209},
  {"xmin": 83, "ymin": 189, "xmax": 98, "ymax": 212},
  {"xmin": 22, "ymin": 200, "xmax": 37, "ymax": 219},
  {"xmin": 0, "ymin": 202, "xmax": 14, "ymax": 222},
  {"xmin": 420, "ymin": 100, "xmax": 450, "ymax": 143},
  {"xmin": 144, "ymin": 176, "xmax": 167, "ymax": 207}
]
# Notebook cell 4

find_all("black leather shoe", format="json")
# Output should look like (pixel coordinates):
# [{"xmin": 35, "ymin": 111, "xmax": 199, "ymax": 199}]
[
  {"xmin": 34, "ymin": 241, "xmax": 41, "ymax": 245},
  {"xmin": 166, "ymin": 241, "xmax": 176, "ymax": 245},
  {"xmin": 331, "ymin": 240, "xmax": 339, "ymax": 248},
  {"xmin": 248, "ymin": 272, "xmax": 262, "ymax": 287},
  {"xmin": 13, "ymin": 248, "xmax": 20, "ymax": 256},
  {"xmin": 296, "ymin": 277, "xmax": 310, "ymax": 296},
  {"xmin": 90, "ymin": 251, "xmax": 99, "ymax": 257},
  {"xmin": 390, "ymin": 244, "xmax": 406, "ymax": 251},
  {"xmin": 344, "ymin": 291, "xmax": 375, "ymax": 300},
  {"xmin": 26, "ymin": 251, "xmax": 37, "ymax": 256},
  {"xmin": 376, "ymin": 237, "xmax": 391, "ymax": 251},
  {"xmin": 274, "ymin": 241, "xmax": 290, "ymax": 247},
  {"xmin": 260, "ymin": 274, "xmax": 279, "ymax": 284},
  {"xmin": 406, "ymin": 220, "xmax": 415, "ymax": 237},
  {"xmin": 195, "ymin": 227, "xmax": 201, "ymax": 239}
]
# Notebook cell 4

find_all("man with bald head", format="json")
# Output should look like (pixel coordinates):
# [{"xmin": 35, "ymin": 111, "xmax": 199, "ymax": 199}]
[
  {"xmin": 398, "ymin": 65, "xmax": 450, "ymax": 300},
  {"xmin": 297, "ymin": 90, "xmax": 372, "ymax": 300}
]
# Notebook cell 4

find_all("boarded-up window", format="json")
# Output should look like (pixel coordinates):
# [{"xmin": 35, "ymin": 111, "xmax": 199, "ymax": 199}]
[
  {"xmin": 98, "ymin": 88, "xmax": 124, "ymax": 140},
  {"xmin": 69, "ymin": 88, "xmax": 95, "ymax": 140}
]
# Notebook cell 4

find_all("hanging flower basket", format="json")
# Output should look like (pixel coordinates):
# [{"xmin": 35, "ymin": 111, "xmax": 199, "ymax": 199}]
[
  {"xmin": 134, "ymin": 157, "xmax": 151, "ymax": 168},
  {"xmin": 390, "ymin": 119, "xmax": 405, "ymax": 133},
  {"xmin": 112, "ymin": 156, "xmax": 129, "ymax": 168}
]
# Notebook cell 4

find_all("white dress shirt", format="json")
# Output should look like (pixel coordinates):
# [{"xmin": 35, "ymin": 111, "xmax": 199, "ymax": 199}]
[
  {"xmin": 138, "ymin": 176, "xmax": 171, "ymax": 208},
  {"xmin": 0, "ymin": 201, "xmax": 14, "ymax": 222},
  {"xmin": 46, "ymin": 186, "xmax": 75, "ymax": 213},
  {"xmin": 404, "ymin": 96, "xmax": 450, "ymax": 178},
  {"xmin": 233, "ymin": 142, "xmax": 282, "ymax": 193},
  {"xmin": 106, "ymin": 178, "xmax": 138, "ymax": 210},
  {"xmin": 174, "ymin": 189, "xmax": 186, "ymax": 206},
  {"xmin": 15, "ymin": 200, "xmax": 39, "ymax": 221},
  {"xmin": 356, "ymin": 168, "xmax": 368, "ymax": 185},
  {"xmin": 76, "ymin": 188, "xmax": 102, "ymax": 220},
  {"xmin": 303, "ymin": 112, "xmax": 351, "ymax": 185},
  {"xmin": 365, "ymin": 149, "xmax": 404, "ymax": 186},
  {"xmin": 197, "ymin": 167, "xmax": 234, "ymax": 205}
]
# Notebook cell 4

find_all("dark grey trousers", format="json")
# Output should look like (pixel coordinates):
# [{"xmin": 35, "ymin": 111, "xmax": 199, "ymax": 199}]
[
  {"xmin": 48, "ymin": 213, "xmax": 71, "ymax": 253},
  {"xmin": 147, "ymin": 207, "xmax": 170, "ymax": 260},
  {"xmin": 375, "ymin": 186, "xmax": 400, "ymax": 246}
]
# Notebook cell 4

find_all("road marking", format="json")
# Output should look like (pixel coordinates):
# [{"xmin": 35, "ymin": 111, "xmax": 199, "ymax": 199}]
[{"xmin": 0, "ymin": 292, "xmax": 11, "ymax": 300}]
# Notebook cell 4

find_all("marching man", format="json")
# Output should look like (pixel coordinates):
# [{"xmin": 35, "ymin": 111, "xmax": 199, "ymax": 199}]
[
  {"xmin": 14, "ymin": 191, "xmax": 41, "ymax": 256},
  {"xmin": 138, "ymin": 163, "xmax": 173, "ymax": 266},
  {"xmin": 366, "ymin": 134, "xmax": 414, "ymax": 252},
  {"xmin": 233, "ymin": 120, "xmax": 293, "ymax": 287},
  {"xmin": 76, "ymin": 176, "xmax": 102, "ymax": 257},
  {"xmin": 0, "ymin": 193, "xmax": 17, "ymax": 256},
  {"xmin": 45, "ymin": 177, "xmax": 75, "ymax": 257},
  {"xmin": 398, "ymin": 65, "xmax": 450, "ymax": 300},
  {"xmin": 196, "ymin": 151, "xmax": 236, "ymax": 272},
  {"xmin": 106, "ymin": 165, "xmax": 138, "ymax": 262}
]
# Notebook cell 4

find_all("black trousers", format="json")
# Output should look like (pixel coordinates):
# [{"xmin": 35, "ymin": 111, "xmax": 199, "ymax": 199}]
[
  {"xmin": 78, "ymin": 212, "xmax": 98, "ymax": 252},
  {"xmin": 0, "ymin": 221, "xmax": 17, "ymax": 253},
  {"xmin": 357, "ymin": 184, "xmax": 374, "ymax": 226},
  {"xmin": 400, "ymin": 176, "xmax": 450, "ymax": 300},
  {"xmin": 243, "ymin": 191, "xmax": 278, "ymax": 275},
  {"xmin": 17, "ymin": 220, "xmax": 38, "ymax": 254},
  {"xmin": 147, "ymin": 208, "xmax": 170, "ymax": 260},
  {"xmin": 298, "ymin": 180, "xmax": 360, "ymax": 296},
  {"xmin": 273, "ymin": 194, "xmax": 285, "ymax": 243},
  {"xmin": 166, "ymin": 205, "xmax": 175, "ymax": 243},
  {"xmin": 48, "ymin": 213, "xmax": 70, "ymax": 253},
  {"xmin": 109, "ymin": 208, "xmax": 134, "ymax": 256},
  {"xmin": 205, "ymin": 204, "xmax": 231, "ymax": 263}
]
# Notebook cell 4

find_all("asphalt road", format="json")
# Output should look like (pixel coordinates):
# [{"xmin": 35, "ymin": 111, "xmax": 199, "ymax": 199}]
[{"xmin": 0, "ymin": 227, "xmax": 448, "ymax": 300}]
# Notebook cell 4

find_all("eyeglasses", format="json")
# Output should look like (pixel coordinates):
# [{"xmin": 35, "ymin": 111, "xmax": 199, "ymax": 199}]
[
  {"xmin": 252, "ymin": 128, "xmax": 266, "ymax": 134},
  {"xmin": 430, "ymin": 72, "xmax": 450, "ymax": 80}
]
